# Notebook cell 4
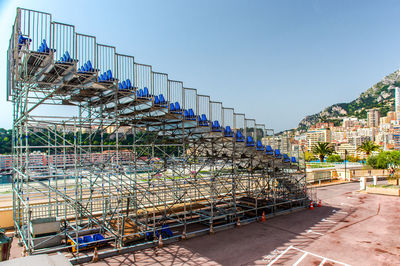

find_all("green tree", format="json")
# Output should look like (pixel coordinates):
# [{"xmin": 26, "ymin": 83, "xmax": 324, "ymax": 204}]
[
  {"xmin": 311, "ymin": 142, "xmax": 334, "ymax": 162},
  {"xmin": 304, "ymin": 151, "xmax": 316, "ymax": 162},
  {"xmin": 367, "ymin": 151, "xmax": 400, "ymax": 169},
  {"xmin": 357, "ymin": 140, "xmax": 380, "ymax": 157},
  {"xmin": 326, "ymin": 154, "xmax": 342, "ymax": 163},
  {"xmin": 347, "ymin": 155, "xmax": 361, "ymax": 163}
]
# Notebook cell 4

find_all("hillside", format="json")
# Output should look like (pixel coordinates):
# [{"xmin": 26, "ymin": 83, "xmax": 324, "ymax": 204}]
[{"xmin": 297, "ymin": 70, "xmax": 400, "ymax": 131}]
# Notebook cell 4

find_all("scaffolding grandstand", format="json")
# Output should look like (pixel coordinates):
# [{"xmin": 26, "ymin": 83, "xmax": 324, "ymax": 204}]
[{"xmin": 6, "ymin": 8, "xmax": 308, "ymax": 264}]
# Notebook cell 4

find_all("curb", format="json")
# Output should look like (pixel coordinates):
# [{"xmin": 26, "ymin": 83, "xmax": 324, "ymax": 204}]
[{"xmin": 308, "ymin": 181, "xmax": 355, "ymax": 188}]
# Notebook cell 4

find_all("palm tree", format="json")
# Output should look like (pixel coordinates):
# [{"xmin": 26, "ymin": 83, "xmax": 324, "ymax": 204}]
[
  {"xmin": 357, "ymin": 140, "xmax": 380, "ymax": 157},
  {"xmin": 311, "ymin": 142, "xmax": 334, "ymax": 162}
]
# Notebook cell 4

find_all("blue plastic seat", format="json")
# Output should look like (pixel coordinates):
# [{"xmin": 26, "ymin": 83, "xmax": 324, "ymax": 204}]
[
  {"xmin": 246, "ymin": 136, "xmax": 255, "ymax": 147},
  {"xmin": 265, "ymin": 145, "xmax": 274, "ymax": 155},
  {"xmin": 274, "ymin": 149, "xmax": 282, "ymax": 159},
  {"xmin": 77, "ymin": 237, "xmax": 87, "ymax": 248},
  {"xmin": 236, "ymin": 130, "xmax": 244, "ymax": 142},
  {"xmin": 283, "ymin": 154, "xmax": 290, "ymax": 163},
  {"xmin": 201, "ymin": 114, "xmax": 208, "ymax": 126},
  {"xmin": 118, "ymin": 83, "xmax": 123, "ymax": 90},
  {"xmin": 143, "ymin": 87, "xmax": 150, "ymax": 97},
  {"xmin": 126, "ymin": 79, "xmax": 132, "ymax": 89},
  {"xmin": 170, "ymin": 103, "xmax": 175, "ymax": 111},
  {"xmin": 175, "ymin": 102, "xmax": 181, "ymax": 111},
  {"xmin": 93, "ymin": 233, "xmax": 105, "ymax": 241},
  {"xmin": 154, "ymin": 95, "xmax": 160, "ymax": 104},
  {"xmin": 291, "ymin": 157, "xmax": 297, "ymax": 163},
  {"xmin": 212, "ymin": 120, "xmax": 222, "ymax": 132},
  {"xmin": 64, "ymin": 51, "xmax": 71, "ymax": 62},
  {"xmin": 256, "ymin": 140, "xmax": 264, "ymax": 151},
  {"xmin": 159, "ymin": 94, "xmax": 166, "ymax": 104},
  {"xmin": 184, "ymin": 110, "xmax": 189, "ymax": 118},
  {"xmin": 188, "ymin": 109, "xmax": 195, "ymax": 119},
  {"xmin": 161, "ymin": 224, "xmax": 173, "ymax": 238},
  {"xmin": 106, "ymin": 70, "xmax": 113, "ymax": 81},
  {"xmin": 122, "ymin": 81, "xmax": 128, "ymax": 90},
  {"xmin": 87, "ymin": 60, "xmax": 93, "ymax": 72},
  {"xmin": 83, "ymin": 235, "xmax": 94, "ymax": 243},
  {"xmin": 225, "ymin": 126, "xmax": 233, "ymax": 137}
]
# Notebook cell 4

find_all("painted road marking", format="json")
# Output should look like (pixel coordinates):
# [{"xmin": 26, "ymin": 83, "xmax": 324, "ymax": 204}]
[
  {"xmin": 266, "ymin": 245, "xmax": 293, "ymax": 266},
  {"xmin": 267, "ymin": 245, "xmax": 350, "ymax": 266},
  {"xmin": 307, "ymin": 229, "xmax": 324, "ymax": 236},
  {"xmin": 293, "ymin": 252, "xmax": 308, "ymax": 266},
  {"xmin": 332, "ymin": 210, "xmax": 348, "ymax": 214},
  {"xmin": 322, "ymin": 218, "xmax": 337, "ymax": 223}
]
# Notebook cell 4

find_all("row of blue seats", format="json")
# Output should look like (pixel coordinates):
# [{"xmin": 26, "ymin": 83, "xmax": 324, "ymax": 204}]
[
  {"xmin": 145, "ymin": 225, "xmax": 173, "ymax": 240},
  {"xmin": 256, "ymin": 140, "xmax": 297, "ymax": 162},
  {"xmin": 78, "ymin": 60, "xmax": 95, "ymax": 73},
  {"xmin": 137, "ymin": 87, "xmax": 151, "ymax": 98},
  {"xmin": 98, "ymin": 70, "xmax": 115, "ymax": 82},
  {"xmin": 198, "ymin": 114, "xmax": 209, "ymax": 126},
  {"xmin": 59, "ymin": 51, "xmax": 73, "ymax": 63},
  {"xmin": 154, "ymin": 94, "xmax": 167, "ymax": 105},
  {"xmin": 184, "ymin": 109, "xmax": 196, "ymax": 120},
  {"xmin": 68, "ymin": 233, "xmax": 105, "ymax": 251},
  {"xmin": 38, "ymin": 39, "xmax": 55, "ymax": 53},
  {"xmin": 170, "ymin": 102, "xmax": 182, "ymax": 112},
  {"xmin": 119, "ymin": 79, "xmax": 133, "ymax": 90}
]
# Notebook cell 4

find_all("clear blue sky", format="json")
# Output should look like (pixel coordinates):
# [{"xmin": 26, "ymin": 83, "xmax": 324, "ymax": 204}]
[{"xmin": 1, "ymin": 0, "xmax": 400, "ymax": 131}]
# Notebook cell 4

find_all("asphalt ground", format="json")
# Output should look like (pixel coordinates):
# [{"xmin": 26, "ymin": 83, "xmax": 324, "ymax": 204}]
[{"xmin": 81, "ymin": 181, "xmax": 400, "ymax": 266}]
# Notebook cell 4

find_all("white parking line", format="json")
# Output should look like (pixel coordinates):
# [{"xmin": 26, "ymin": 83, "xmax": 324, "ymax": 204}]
[
  {"xmin": 267, "ymin": 246, "xmax": 351, "ymax": 266},
  {"xmin": 319, "ymin": 258, "xmax": 327, "ymax": 265},
  {"xmin": 332, "ymin": 210, "xmax": 348, "ymax": 214},
  {"xmin": 266, "ymin": 245, "xmax": 293, "ymax": 266},
  {"xmin": 291, "ymin": 246, "xmax": 350, "ymax": 266},
  {"xmin": 293, "ymin": 252, "xmax": 308, "ymax": 266},
  {"xmin": 321, "ymin": 218, "xmax": 337, "ymax": 223},
  {"xmin": 307, "ymin": 229, "xmax": 324, "ymax": 236}
]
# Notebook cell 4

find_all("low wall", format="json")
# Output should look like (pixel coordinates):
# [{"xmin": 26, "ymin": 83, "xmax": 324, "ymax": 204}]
[{"xmin": 366, "ymin": 185, "xmax": 400, "ymax": 196}]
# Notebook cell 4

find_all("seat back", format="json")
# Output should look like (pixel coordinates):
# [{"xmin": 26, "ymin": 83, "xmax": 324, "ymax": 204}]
[
  {"xmin": 144, "ymin": 87, "xmax": 149, "ymax": 97},
  {"xmin": 291, "ymin": 157, "xmax": 297, "ymax": 163},
  {"xmin": 159, "ymin": 94, "xmax": 166, "ymax": 104},
  {"xmin": 154, "ymin": 95, "xmax": 160, "ymax": 104},
  {"xmin": 184, "ymin": 110, "xmax": 189, "ymax": 118},
  {"xmin": 87, "ymin": 60, "xmax": 93, "ymax": 71},
  {"xmin": 170, "ymin": 103, "xmax": 175, "ymax": 111},
  {"xmin": 126, "ymin": 79, "xmax": 132, "ymax": 88},
  {"xmin": 122, "ymin": 81, "xmax": 127, "ymax": 89},
  {"xmin": 225, "ymin": 126, "xmax": 232, "ymax": 134},
  {"xmin": 175, "ymin": 102, "xmax": 181, "ymax": 111},
  {"xmin": 106, "ymin": 70, "xmax": 113, "ymax": 80},
  {"xmin": 138, "ymin": 89, "xmax": 144, "ymax": 97},
  {"xmin": 189, "ymin": 109, "xmax": 195, "ymax": 117}
]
